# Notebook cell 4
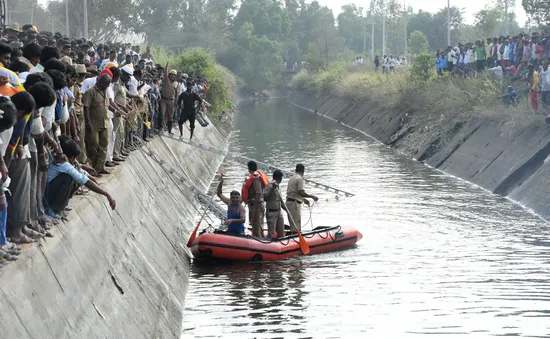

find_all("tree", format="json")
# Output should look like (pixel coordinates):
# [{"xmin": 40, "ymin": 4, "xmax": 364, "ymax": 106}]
[
  {"xmin": 408, "ymin": 30, "xmax": 429, "ymax": 55},
  {"xmin": 231, "ymin": 0, "xmax": 291, "ymax": 38},
  {"xmin": 9, "ymin": 0, "xmax": 50, "ymax": 34},
  {"xmin": 306, "ymin": 22, "xmax": 346, "ymax": 70},
  {"xmin": 48, "ymin": 0, "xmax": 132, "ymax": 40},
  {"xmin": 522, "ymin": 0, "xmax": 550, "ymax": 26},
  {"xmin": 474, "ymin": 7, "xmax": 504, "ymax": 37},
  {"xmin": 223, "ymin": 22, "xmax": 284, "ymax": 90},
  {"xmin": 292, "ymin": 1, "xmax": 337, "ymax": 59},
  {"xmin": 407, "ymin": 10, "xmax": 436, "ymax": 49},
  {"xmin": 386, "ymin": 0, "xmax": 406, "ymax": 55},
  {"xmin": 433, "ymin": 7, "xmax": 464, "ymax": 48},
  {"xmin": 337, "ymin": 4, "xmax": 368, "ymax": 54}
]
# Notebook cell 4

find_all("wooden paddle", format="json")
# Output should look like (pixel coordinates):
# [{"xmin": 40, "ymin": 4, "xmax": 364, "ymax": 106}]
[
  {"xmin": 275, "ymin": 187, "xmax": 310, "ymax": 255},
  {"xmin": 187, "ymin": 174, "xmax": 224, "ymax": 247}
]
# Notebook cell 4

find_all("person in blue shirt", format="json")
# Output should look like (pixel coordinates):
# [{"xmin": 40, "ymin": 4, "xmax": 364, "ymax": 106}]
[
  {"xmin": 44, "ymin": 137, "xmax": 116, "ymax": 215},
  {"xmin": 509, "ymin": 38, "xmax": 516, "ymax": 64},
  {"xmin": 94, "ymin": 50, "xmax": 105, "ymax": 68},
  {"xmin": 500, "ymin": 86, "xmax": 519, "ymax": 106},
  {"xmin": 435, "ymin": 53, "xmax": 442, "ymax": 75},
  {"xmin": 436, "ymin": 53, "xmax": 447, "ymax": 75},
  {"xmin": 216, "ymin": 175, "xmax": 246, "ymax": 235}
]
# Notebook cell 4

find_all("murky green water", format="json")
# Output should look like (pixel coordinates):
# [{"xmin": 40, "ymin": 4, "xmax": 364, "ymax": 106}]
[{"xmin": 181, "ymin": 100, "xmax": 550, "ymax": 338}]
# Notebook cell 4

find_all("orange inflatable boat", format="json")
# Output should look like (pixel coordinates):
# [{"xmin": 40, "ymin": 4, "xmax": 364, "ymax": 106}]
[{"xmin": 190, "ymin": 226, "xmax": 363, "ymax": 261}]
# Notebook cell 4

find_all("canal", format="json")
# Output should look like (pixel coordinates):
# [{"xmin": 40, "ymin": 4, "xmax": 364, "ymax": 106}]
[{"xmin": 181, "ymin": 100, "xmax": 550, "ymax": 338}]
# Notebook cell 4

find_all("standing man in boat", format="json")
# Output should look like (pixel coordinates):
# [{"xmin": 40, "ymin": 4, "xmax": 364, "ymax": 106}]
[
  {"xmin": 286, "ymin": 164, "xmax": 318, "ymax": 234},
  {"xmin": 217, "ymin": 176, "xmax": 246, "ymax": 235},
  {"xmin": 242, "ymin": 161, "xmax": 268, "ymax": 237},
  {"xmin": 263, "ymin": 170, "xmax": 287, "ymax": 238}
]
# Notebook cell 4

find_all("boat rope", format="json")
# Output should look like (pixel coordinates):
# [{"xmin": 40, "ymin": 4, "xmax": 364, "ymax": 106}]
[
  {"xmin": 132, "ymin": 135, "xmax": 225, "ymax": 225},
  {"xmin": 302, "ymin": 201, "xmax": 316, "ymax": 230},
  {"xmin": 160, "ymin": 133, "xmax": 355, "ymax": 198}
]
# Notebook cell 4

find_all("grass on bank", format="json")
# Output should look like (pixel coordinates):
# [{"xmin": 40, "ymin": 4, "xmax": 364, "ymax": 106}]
[{"xmin": 292, "ymin": 58, "xmax": 539, "ymax": 130}]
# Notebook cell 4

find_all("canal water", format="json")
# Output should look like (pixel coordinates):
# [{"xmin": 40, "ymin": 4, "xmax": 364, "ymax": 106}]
[{"xmin": 181, "ymin": 100, "xmax": 550, "ymax": 338}]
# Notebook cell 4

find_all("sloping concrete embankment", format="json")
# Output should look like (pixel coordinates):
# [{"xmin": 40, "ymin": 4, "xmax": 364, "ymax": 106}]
[
  {"xmin": 0, "ymin": 123, "xmax": 227, "ymax": 338},
  {"xmin": 289, "ymin": 91, "xmax": 550, "ymax": 220}
]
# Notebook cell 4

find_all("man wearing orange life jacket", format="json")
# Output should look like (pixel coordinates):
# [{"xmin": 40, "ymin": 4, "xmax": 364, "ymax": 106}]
[
  {"xmin": 286, "ymin": 164, "xmax": 318, "ymax": 233},
  {"xmin": 242, "ymin": 161, "xmax": 268, "ymax": 237}
]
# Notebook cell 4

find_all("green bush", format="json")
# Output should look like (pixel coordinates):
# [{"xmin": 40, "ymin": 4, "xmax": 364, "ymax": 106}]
[
  {"xmin": 410, "ymin": 53, "xmax": 434, "ymax": 82},
  {"xmin": 173, "ymin": 48, "xmax": 235, "ymax": 115}
]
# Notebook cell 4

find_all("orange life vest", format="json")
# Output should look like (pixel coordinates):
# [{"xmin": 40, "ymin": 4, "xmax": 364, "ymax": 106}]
[{"xmin": 242, "ymin": 170, "xmax": 269, "ymax": 202}]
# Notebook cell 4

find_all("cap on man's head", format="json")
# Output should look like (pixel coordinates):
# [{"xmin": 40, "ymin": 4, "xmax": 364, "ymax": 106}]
[
  {"xmin": 169, "ymin": 70, "xmax": 177, "ymax": 75},
  {"xmin": 75, "ymin": 64, "xmax": 89, "ymax": 75},
  {"xmin": 61, "ymin": 55, "xmax": 73, "ymax": 65},
  {"xmin": 99, "ymin": 68, "xmax": 113, "ymax": 78},
  {"xmin": 7, "ymin": 23, "xmax": 22, "ymax": 32},
  {"xmin": 87, "ymin": 65, "xmax": 99, "ymax": 75},
  {"xmin": 105, "ymin": 62, "xmax": 117, "ymax": 70},
  {"xmin": 121, "ymin": 65, "xmax": 133, "ymax": 76}
]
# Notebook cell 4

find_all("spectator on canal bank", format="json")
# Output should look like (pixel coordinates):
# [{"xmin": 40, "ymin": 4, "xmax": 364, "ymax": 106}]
[{"xmin": 0, "ymin": 22, "xmax": 217, "ymax": 267}]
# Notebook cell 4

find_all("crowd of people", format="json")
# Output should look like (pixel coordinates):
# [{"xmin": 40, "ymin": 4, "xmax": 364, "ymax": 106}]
[
  {"xmin": 432, "ymin": 31, "xmax": 550, "ymax": 114},
  {"xmin": 372, "ymin": 55, "xmax": 408, "ymax": 73},
  {"xmin": 0, "ymin": 22, "xmax": 214, "ymax": 267}
]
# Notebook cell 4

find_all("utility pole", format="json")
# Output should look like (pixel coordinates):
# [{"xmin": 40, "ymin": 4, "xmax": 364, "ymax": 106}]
[
  {"xmin": 30, "ymin": 5, "xmax": 34, "ymax": 24},
  {"xmin": 382, "ymin": 1, "xmax": 386, "ymax": 56},
  {"xmin": 363, "ymin": 8, "xmax": 367, "ymax": 56},
  {"xmin": 83, "ymin": 0, "xmax": 89, "ymax": 39},
  {"xmin": 447, "ymin": 0, "xmax": 451, "ymax": 46},
  {"xmin": 371, "ymin": 20, "xmax": 375, "ymax": 60},
  {"xmin": 51, "ymin": 16, "xmax": 54, "ymax": 33},
  {"xmin": 65, "ymin": 0, "xmax": 70, "ymax": 37},
  {"xmin": 325, "ymin": 40, "xmax": 329, "ymax": 70},
  {"xmin": 404, "ymin": 3, "xmax": 407, "ymax": 57},
  {"xmin": 504, "ymin": 0, "xmax": 508, "ymax": 35}
]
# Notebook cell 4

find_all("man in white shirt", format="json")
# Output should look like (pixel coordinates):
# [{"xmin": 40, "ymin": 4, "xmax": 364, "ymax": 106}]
[
  {"xmin": 99, "ymin": 50, "xmax": 118, "ymax": 71},
  {"xmin": 489, "ymin": 65, "xmax": 504, "ymax": 79},
  {"xmin": 0, "ymin": 95, "xmax": 16, "ymax": 257}
]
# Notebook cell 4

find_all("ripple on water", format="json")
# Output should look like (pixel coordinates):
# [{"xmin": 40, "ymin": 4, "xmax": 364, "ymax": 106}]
[{"xmin": 181, "ymin": 101, "xmax": 550, "ymax": 338}]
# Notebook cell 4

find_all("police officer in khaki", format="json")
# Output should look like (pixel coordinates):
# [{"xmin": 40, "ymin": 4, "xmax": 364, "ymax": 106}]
[
  {"xmin": 263, "ymin": 170, "xmax": 287, "ymax": 238},
  {"xmin": 244, "ymin": 161, "xmax": 266, "ymax": 237},
  {"xmin": 83, "ymin": 73, "xmax": 112, "ymax": 175},
  {"xmin": 286, "ymin": 164, "xmax": 318, "ymax": 233}
]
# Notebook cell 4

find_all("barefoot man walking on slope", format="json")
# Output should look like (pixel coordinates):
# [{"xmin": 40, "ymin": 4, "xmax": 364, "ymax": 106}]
[{"xmin": 286, "ymin": 164, "xmax": 318, "ymax": 234}]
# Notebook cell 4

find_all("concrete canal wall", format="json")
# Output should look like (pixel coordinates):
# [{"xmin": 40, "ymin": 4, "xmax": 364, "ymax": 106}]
[
  {"xmin": 288, "ymin": 91, "xmax": 550, "ymax": 220},
  {"xmin": 0, "ymin": 124, "xmax": 228, "ymax": 338}
]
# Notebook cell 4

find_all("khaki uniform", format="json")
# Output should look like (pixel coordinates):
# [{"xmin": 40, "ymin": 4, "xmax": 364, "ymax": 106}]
[
  {"xmin": 263, "ymin": 182, "xmax": 285, "ymax": 238},
  {"xmin": 73, "ymin": 83, "xmax": 87, "ymax": 163},
  {"xmin": 286, "ymin": 173, "xmax": 305, "ymax": 232},
  {"xmin": 113, "ymin": 81, "xmax": 127, "ymax": 158},
  {"xmin": 247, "ymin": 177, "xmax": 265, "ymax": 237},
  {"xmin": 82, "ymin": 85, "xmax": 110, "ymax": 172},
  {"xmin": 159, "ymin": 74, "xmax": 175, "ymax": 128}
]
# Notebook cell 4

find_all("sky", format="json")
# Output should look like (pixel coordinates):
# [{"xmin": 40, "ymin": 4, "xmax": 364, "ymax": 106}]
[{"xmin": 317, "ymin": 0, "xmax": 528, "ymax": 26}]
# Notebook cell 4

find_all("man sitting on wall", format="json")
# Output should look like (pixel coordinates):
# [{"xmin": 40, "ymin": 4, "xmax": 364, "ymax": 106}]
[{"xmin": 44, "ymin": 136, "xmax": 116, "ymax": 216}]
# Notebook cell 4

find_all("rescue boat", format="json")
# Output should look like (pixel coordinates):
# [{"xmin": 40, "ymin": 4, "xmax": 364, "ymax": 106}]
[{"xmin": 190, "ymin": 226, "xmax": 362, "ymax": 261}]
